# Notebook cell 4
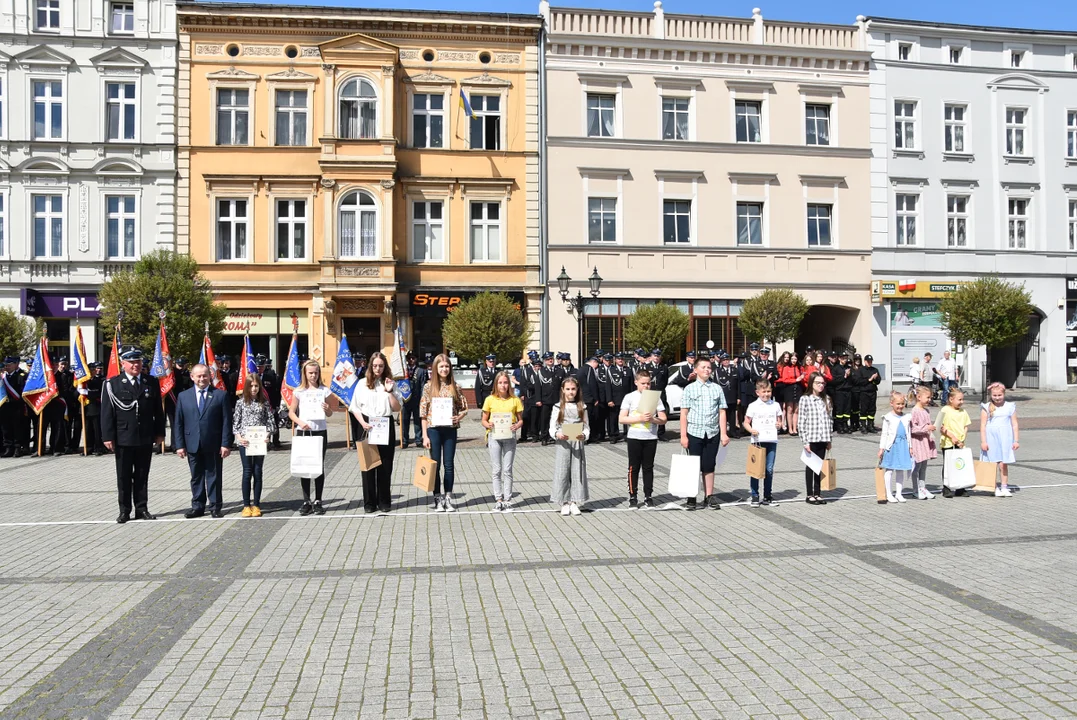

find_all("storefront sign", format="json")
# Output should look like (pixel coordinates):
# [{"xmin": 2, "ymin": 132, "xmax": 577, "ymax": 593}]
[
  {"xmin": 409, "ymin": 290, "xmax": 525, "ymax": 318},
  {"xmin": 20, "ymin": 288, "xmax": 102, "ymax": 318},
  {"xmin": 223, "ymin": 311, "xmax": 276, "ymax": 335},
  {"xmin": 872, "ymin": 280, "xmax": 966, "ymax": 304}
]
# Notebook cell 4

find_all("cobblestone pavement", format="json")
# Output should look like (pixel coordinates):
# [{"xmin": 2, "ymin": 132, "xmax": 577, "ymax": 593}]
[{"xmin": 0, "ymin": 407, "xmax": 1076, "ymax": 719}]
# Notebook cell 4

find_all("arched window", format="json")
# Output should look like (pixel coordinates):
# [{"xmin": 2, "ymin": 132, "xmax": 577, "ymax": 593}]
[
  {"xmin": 339, "ymin": 78, "xmax": 377, "ymax": 139},
  {"xmin": 339, "ymin": 191, "xmax": 377, "ymax": 258}
]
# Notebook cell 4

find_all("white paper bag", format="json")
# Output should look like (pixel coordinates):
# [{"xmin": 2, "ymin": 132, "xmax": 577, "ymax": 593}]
[
  {"xmin": 245, "ymin": 426, "xmax": 267, "ymax": 456},
  {"xmin": 943, "ymin": 448, "xmax": 976, "ymax": 490},
  {"xmin": 668, "ymin": 452, "xmax": 701, "ymax": 498},
  {"xmin": 431, "ymin": 397, "xmax": 454, "ymax": 427},
  {"xmin": 290, "ymin": 434, "xmax": 324, "ymax": 477}
]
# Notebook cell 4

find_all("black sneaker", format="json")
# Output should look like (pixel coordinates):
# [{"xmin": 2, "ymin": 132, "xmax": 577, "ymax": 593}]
[
  {"xmin": 955, "ymin": 488, "xmax": 967, "ymax": 497},
  {"xmin": 763, "ymin": 496, "xmax": 777, "ymax": 506},
  {"xmin": 708, "ymin": 494, "xmax": 721, "ymax": 510},
  {"xmin": 643, "ymin": 497, "xmax": 655, "ymax": 508},
  {"xmin": 299, "ymin": 502, "xmax": 313, "ymax": 516},
  {"xmin": 750, "ymin": 496, "xmax": 760, "ymax": 508},
  {"xmin": 686, "ymin": 498, "xmax": 697, "ymax": 511},
  {"xmin": 313, "ymin": 501, "xmax": 326, "ymax": 516},
  {"xmin": 942, "ymin": 486, "xmax": 954, "ymax": 498},
  {"xmin": 628, "ymin": 495, "xmax": 638, "ymax": 508}
]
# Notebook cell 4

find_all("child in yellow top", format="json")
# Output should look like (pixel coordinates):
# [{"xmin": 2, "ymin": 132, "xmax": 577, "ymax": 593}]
[
  {"xmin": 937, "ymin": 388, "xmax": 972, "ymax": 498},
  {"xmin": 481, "ymin": 371, "xmax": 525, "ymax": 511}
]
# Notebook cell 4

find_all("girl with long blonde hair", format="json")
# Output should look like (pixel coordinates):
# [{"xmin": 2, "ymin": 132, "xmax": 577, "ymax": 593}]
[
  {"xmin": 287, "ymin": 360, "xmax": 337, "ymax": 515},
  {"xmin": 420, "ymin": 353, "xmax": 469, "ymax": 512}
]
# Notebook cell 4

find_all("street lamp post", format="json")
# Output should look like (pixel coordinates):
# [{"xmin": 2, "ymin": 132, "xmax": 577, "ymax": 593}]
[{"xmin": 557, "ymin": 266, "xmax": 602, "ymax": 363}]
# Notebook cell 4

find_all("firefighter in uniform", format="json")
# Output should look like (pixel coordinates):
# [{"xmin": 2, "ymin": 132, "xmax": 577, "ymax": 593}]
[
  {"xmin": 669, "ymin": 350, "xmax": 697, "ymax": 389},
  {"xmin": 849, "ymin": 353, "xmax": 865, "ymax": 432},
  {"xmin": 537, "ymin": 351, "xmax": 561, "ymax": 445},
  {"xmin": 833, "ymin": 352, "xmax": 853, "ymax": 434},
  {"xmin": 606, "ymin": 353, "xmax": 630, "ymax": 443},
  {"xmin": 84, "ymin": 363, "xmax": 106, "ymax": 455},
  {"xmin": 0, "ymin": 357, "xmax": 27, "ymax": 457},
  {"xmin": 715, "ymin": 352, "xmax": 740, "ymax": 438},
  {"xmin": 825, "ymin": 350, "xmax": 841, "ymax": 420},
  {"xmin": 595, "ymin": 352, "xmax": 613, "ymax": 442},
  {"xmin": 858, "ymin": 354, "xmax": 882, "ymax": 433},
  {"xmin": 579, "ymin": 353, "xmax": 602, "ymax": 444},
  {"xmin": 474, "ymin": 353, "xmax": 498, "ymax": 412}
]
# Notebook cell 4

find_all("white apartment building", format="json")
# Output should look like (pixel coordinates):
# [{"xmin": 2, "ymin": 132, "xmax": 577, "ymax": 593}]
[{"xmin": 0, "ymin": 0, "xmax": 177, "ymax": 359}]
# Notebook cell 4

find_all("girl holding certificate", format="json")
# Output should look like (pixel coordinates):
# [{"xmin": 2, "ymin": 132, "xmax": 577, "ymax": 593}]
[
  {"xmin": 797, "ymin": 372, "xmax": 833, "ymax": 505},
  {"xmin": 233, "ymin": 373, "xmax": 275, "ymax": 518},
  {"xmin": 350, "ymin": 351, "xmax": 403, "ymax": 514},
  {"xmin": 550, "ymin": 377, "xmax": 590, "ymax": 516},
  {"xmin": 287, "ymin": 360, "xmax": 337, "ymax": 516},
  {"xmin": 420, "ymin": 354, "xmax": 469, "ymax": 512},
  {"xmin": 481, "ymin": 371, "xmax": 525, "ymax": 511}
]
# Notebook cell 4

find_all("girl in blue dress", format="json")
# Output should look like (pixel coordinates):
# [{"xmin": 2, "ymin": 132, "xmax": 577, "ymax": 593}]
[
  {"xmin": 980, "ymin": 382, "xmax": 1020, "ymax": 497},
  {"xmin": 878, "ymin": 391, "xmax": 915, "ymax": 503}
]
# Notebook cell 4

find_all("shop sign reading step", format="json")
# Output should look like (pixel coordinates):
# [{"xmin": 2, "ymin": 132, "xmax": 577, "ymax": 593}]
[{"xmin": 410, "ymin": 290, "xmax": 526, "ymax": 317}]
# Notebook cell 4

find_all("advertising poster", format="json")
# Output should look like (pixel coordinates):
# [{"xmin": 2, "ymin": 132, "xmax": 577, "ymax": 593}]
[{"xmin": 891, "ymin": 302, "xmax": 944, "ymax": 329}]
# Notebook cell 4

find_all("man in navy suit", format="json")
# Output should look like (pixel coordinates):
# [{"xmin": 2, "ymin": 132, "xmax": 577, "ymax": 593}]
[{"xmin": 174, "ymin": 363, "xmax": 233, "ymax": 518}]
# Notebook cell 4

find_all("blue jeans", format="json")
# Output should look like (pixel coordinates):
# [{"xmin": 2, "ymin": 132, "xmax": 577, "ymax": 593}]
[
  {"xmin": 239, "ymin": 446, "xmax": 264, "ymax": 506},
  {"xmin": 941, "ymin": 378, "xmax": 954, "ymax": 405},
  {"xmin": 750, "ymin": 442, "xmax": 776, "ymax": 498},
  {"xmin": 427, "ymin": 427, "xmax": 458, "ymax": 494},
  {"xmin": 402, "ymin": 403, "xmax": 422, "ymax": 444}
]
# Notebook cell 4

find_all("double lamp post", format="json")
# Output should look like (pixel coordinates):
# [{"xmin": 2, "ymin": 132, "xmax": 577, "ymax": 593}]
[{"xmin": 556, "ymin": 266, "xmax": 603, "ymax": 365}]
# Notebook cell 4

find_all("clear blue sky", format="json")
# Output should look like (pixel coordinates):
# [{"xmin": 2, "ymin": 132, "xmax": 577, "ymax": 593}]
[{"xmin": 255, "ymin": 0, "xmax": 1077, "ymax": 32}]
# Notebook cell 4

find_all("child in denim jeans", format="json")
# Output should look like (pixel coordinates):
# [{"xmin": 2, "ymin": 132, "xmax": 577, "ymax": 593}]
[{"xmin": 743, "ymin": 380, "xmax": 780, "ymax": 507}]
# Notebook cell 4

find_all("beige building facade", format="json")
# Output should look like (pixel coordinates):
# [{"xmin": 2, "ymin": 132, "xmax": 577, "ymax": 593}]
[{"xmin": 543, "ymin": 2, "xmax": 874, "ymax": 361}]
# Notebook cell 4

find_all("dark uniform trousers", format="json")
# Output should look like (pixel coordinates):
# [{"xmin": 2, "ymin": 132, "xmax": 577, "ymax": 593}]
[{"xmin": 116, "ymin": 446, "xmax": 154, "ymax": 513}]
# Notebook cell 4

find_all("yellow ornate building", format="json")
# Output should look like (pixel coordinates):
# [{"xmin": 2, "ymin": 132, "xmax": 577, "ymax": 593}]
[{"xmin": 177, "ymin": 3, "xmax": 542, "ymax": 367}]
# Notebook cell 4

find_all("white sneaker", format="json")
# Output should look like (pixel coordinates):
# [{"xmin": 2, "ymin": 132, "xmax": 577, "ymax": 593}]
[
  {"xmin": 886, "ymin": 494, "xmax": 899, "ymax": 504},
  {"xmin": 560, "ymin": 503, "xmax": 571, "ymax": 516},
  {"xmin": 994, "ymin": 487, "xmax": 1005, "ymax": 497},
  {"xmin": 921, "ymin": 488, "xmax": 935, "ymax": 499},
  {"xmin": 570, "ymin": 502, "xmax": 582, "ymax": 516},
  {"xmin": 494, "ymin": 500, "xmax": 503, "ymax": 512},
  {"xmin": 999, "ymin": 487, "xmax": 1013, "ymax": 497},
  {"xmin": 434, "ymin": 495, "xmax": 446, "ymax": 513},
  {"xmin": 444, "ymin": 494, "xmax": 456, "ymax": 512}
]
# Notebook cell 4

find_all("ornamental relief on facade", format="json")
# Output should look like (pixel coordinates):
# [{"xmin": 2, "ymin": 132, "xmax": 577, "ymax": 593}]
[
  {"xmin": 336, "ymin": 267, "xmax": 381, "ymax": 278},
  {"xmin": 338, "ymin": 297, "xmax": 383, "ymax": 312},
  {"xmin": 243, "ymin": 45, "xmax": 282, "ymax": 57},
  {"xmin": 195, "ymin": 44, "xmax": 223, "ymax": 55}
]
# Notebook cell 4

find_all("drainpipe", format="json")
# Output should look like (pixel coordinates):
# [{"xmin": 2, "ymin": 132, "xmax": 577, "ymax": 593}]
[{"xmin": 538, "ymin": 2, "xmax": 550, "ymax": 350}]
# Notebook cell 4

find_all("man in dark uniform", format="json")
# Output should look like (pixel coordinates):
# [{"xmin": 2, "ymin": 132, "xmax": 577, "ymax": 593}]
[
  {"xmin": 858, "ymin": 355, "xmax": 882, "ymax": 433},
  {"xmin": 537, "ymin": 351, "xmax": 561, "ymax": 446},
  {"xmin": 669, "ymin": 350, "xmax": 697, "ymax": 388},
  {"xmin": 44, "ymin": 356, "xmax": 75, "ymax": 455},
  {"xmin": 0, "ymin": 357, "xmax": 27, "ymax": 457},
  {"xmin": 647, "ymin": 348, "xmax": 670, "ymax": 440},
  {"xmin": 84, "ymin": 363, "xmax": 106, "ymax": 455},
  {"xmin": 401, "ymin": 353, "xmax": 427, "ymax": 448},
  {"xmin": 475, "ymin": 353, "xmax": 497, "ymax": 412},
  {"xmin": 101, "ymin": 348, "xmax": 166, "ymax": 524},
  {"xmin": 833, "ymin": 352, "xmax": 853, "ymax": 434},
  {"xmin": 579, "ymin": 353, "xmax": 602, "ymax": 444},
  {"xmin": 825, "ymin": 350, "xmax": 841, "ymax": 419},
  {"xmin": 557, "ymin": 352, "xmax": 576, "ymax": 381},
  {"xmin": 165, "ymin": 355, "xmax": 191, "ymax": 452},
  {"xmin": 256, "ymin": 355, "xmax": 283, "ymax": 449},
  {"xmin": 595, "ymin": 352, "xmax": 614, "ymax": 442},
  {"xmin": 849, "ymin": 353, "xmax": 865, "ymax": 432},
  {"xmin": 607, "ymin": 353, "xmax": 631, "ymax": 443},
  {"xmin": 23, "ymin": 357, "xmax": 37, "ymax": 453},
  {"xmin": 715, "ymin": 352, "xmax": 740, "ymax": 438},
  {"xmin": 736, "ymin": 352, "xmax": 755, "ymax": 437},
  {"xmin": 519, "ymin": 351, "xmax": 538, "ymax": 442},
  {"xmin": 758, "ymin": 347, "xmax": 775, "ymax": 384},
  {"xmin": 219, "ymin": 355, "xmax": 237, "ymax": 408}
]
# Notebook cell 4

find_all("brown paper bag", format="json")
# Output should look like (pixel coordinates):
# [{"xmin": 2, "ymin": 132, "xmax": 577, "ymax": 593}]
[
  {"xmin": 746, "ymin": 444, "xmax": 766, "ymax": 479},
  {"xmin": 357, "ymin": 440, "xmax": 382, "ymax": 472},
  {"xmin": 974, "ymin": 460, "xmax": 998, "ymax": 491},
  {"xmin": 413, "ymin": 454, "xmax": 438, "ymax": 493},
  {"xmin": 821, "ymin": 458, "xmax": 837, "ymax": 491},
  {"xmin": 875, "ymin": 467, "xmax": 889, "ymax": 503}
]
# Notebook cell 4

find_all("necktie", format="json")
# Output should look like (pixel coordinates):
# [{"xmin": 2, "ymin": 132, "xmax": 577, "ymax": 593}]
[{"xmin": 198, "ymin": 390, "xmax": 205, "ymax": 411}]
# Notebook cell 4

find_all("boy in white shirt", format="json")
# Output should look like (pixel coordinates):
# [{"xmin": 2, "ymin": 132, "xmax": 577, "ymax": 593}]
[
  {"xmin": 619, "ymin": 369, "xmax": 668, "ymax": 508},
  {"xmin": 742, "ymin": 380, "xmax": 781, "ymax": 508}
]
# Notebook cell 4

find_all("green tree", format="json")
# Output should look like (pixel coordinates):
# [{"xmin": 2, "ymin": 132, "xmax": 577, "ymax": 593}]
[
  {"xmin": 938, "ymin": 277, "xmax": 1033, "ymax": 348},
  {"xmin": 623, "ymin": 302, "xmax": 690, "ymax": 358},
  {"xmin": 0, "ymin": 308, "xmax": 42, "ymax": 360},
  {"xmin": 738, "ymin": 289, "xmax": 810, "ymax": 350},
  {"xmin": 97, "ymin": 250, "xmax": 227, "ymax": 360},
  {"xmin": 441, "ymin": 292, "xmax": 532, "ymax": 363}
]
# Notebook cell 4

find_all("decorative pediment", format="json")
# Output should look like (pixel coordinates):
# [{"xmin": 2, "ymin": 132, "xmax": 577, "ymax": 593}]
[
  {"xmin": 987, "ymin": 73, "xmax": 1048, "ymax": 91},
  {"xmin": 405, "ymin": 71, "xmax": 455, "ymax": 86},
  {"xmin": 266, "ymin": 67, "xmax": 317, "ymax": 82},
  {"xmin": 19, "ymin": 158, "xmax": 70, "ymax": 174},
  {"xmin": 15, "ymin": 46, "xmax": 74, "ymax": 69},
  {"xmin": 460, "ymin": 72, "xmax": 512, "ymax": 88},
  {"xmin": 90, "ymin": 47, "xmax": 147, "ymax": 69},
  {"xmin": 0, "ymin": 50, "xmax": 10, "ymax": 69},
  {"xmin": 206, "ymin": 66, "xmax": 260, "ymax": 80},
  {"xmin": 319, "ymin": 33, "xmax": 399, "ymax": 55},
  {"xmin": 94, "ymin": 159, "xmax": 143, "ymax": 176}
]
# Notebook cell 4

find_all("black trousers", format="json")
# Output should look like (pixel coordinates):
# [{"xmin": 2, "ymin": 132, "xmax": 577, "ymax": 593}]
[
  {"xmin": 606, "ymin": 402, "xmax": 621, "ymax": 440},
  {"xmin": 85, "ymin": 414, "xmax": 104, "ymax": 454},
  {"xmin": 626, "ymin": 437, "xmax": 657, "ymax": 497},
  {"xmin": 539, "ymin": 403, "xmax": 555, "ymax": 442},
  {"xmin": 115, "ymin": 445, "xmax": 153, "ymax": 513},
  {"xmin": 586, "ymin": 402, "xmax": 602, "ymax": 441},
  {"xmin": 361, "ymin": 422, "xmax": 395, "ymax": 511},
  {"xmin": 68, "ymin": 408, "xmax": 82, "ymax": 451},
  {"xmin": 44, "ymin": 404, "xmax": 67, "ymax": 453},
  {"xmin": 595, "ymin": 404, "xmax": 608, "ymax": 441},
  {"xmin": 834, "ymin": 390, "xmax": 851, "ymax": 422},
  {"xmin": 0, "ymin": 407, "xmax": 21, "ymax": 454},
  {"xmin": 850, "ymin": 392, "xmax": 861, "ymax": 423},
  {"xmin": 805, "ymin": 441, "xmax": 827, "ymax": 496},
  {"xmin": 524, "ymin": 403, "xmax": 540, "ymax": 441},
  {"xmin": 860, "ymin": 391, "xmax": 878, "ymax": 422}
]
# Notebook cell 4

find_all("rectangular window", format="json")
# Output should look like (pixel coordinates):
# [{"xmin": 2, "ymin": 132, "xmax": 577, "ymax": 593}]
[
  {"xmin": 35, "ymin": 0, "xmax": 59, "ymax": 29},
  {"xmin": 106, "ymin": 195, "xmax": 136, "ymax": 259},
  {"xmin": 216, "ymin": 198, "xmax": 248, "ymax": 261},
  {"xmin": 105, "ymin": 82, "xmax": 136, "ymax": 141},
  {"xmin": 588, "ymin": 198, "xmax": 617, "ymax": 244},
  {"xmin": 275, "ymin": 199, "xmax": 306, "ymax": 260},
  {"xmin": 661, "ymin": 97, "xmax": 689, "ymax": 141},
  {"xmin": 949, "ymin": 47, "xmax": 962, "ymax": 64},
  {"xmin": 897, "ymin": 43, "xmax": 911, "ymax": 60},
  {"xmin": 110, "ymin": 2, "xmax": 133, "ymax": 33},
  {"xmin": 468, "ymin": 95, "xmax": 500, "ymax": 151},
  {"xmin": 1008, "ymin": 199, "xmax": 1028, "ymax": 249},
  {"xmin": 805, "ymin": 104, "xmax": 830, "ymax": 146},
  {"xmin": 662, "ymin": 200, "xmax": 691, "ymax": 244},
  {"xmin": 32, "ymin": 194, "xmax": 64, "ymax": 258},
  {"xmin": 586, "ymin": 93, "xmax": 615, "ymax": 138},
  {"xmin": 1067, "ymin": 111, "xmax": 1076, "ymax": 160},
  {"xmin": 1070, "ymin": 200, "xmax": 1077, "ymax": 251},
  {"xmin": 806, "ymin": 204, "xmax": 832, "ymax": 247},
  {"xmin": 412, "ymin": 201, "xmax": 444, "ymax": 261},
  {"xmin": 469, "ymin": 202, "xmax": 501, "ymax": 262},
  {"xmin": 894, "ymin": 100, "xmax": 916, "ymax": 149},
  {"xmin": 1011, "ymin": 50, "xmax": 1024, "ymax": 68},
  {"xmin": 1006, "ymin": 107, "xmax": 1026, "ymax": 156},
  {"xmin": 946, "ymin": 195, "xmax": 968, "ymax": 248},
  {"xmin": 735, "ymin": 100, "xmax": 762, "ymax": 143},
  {"xmin": 32, "ymin": 80, "xmax": 63, "ymax": 140},
  {"xmin": 412, "ymin": 93, "xmax": 444, "ymax": 148},
  {"xmin": 736, "ymin": 202, "xmax": 763, "ymax": 245},
  {"xmin": 216, "ymin": 88, "xmax": 249, "ymax": 146},
  {"xmin": 274, "ymin": 90, "xmax": 307, "ymax": 146},
  {"xmin": 895, "ymin": 194, "xmax": 918, "ymax": 246},
  {"xmin": 944, "ymin": 104, "xmax": 966, "ymax": 153}
]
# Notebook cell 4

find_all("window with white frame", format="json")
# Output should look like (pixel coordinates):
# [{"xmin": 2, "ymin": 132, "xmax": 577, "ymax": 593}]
[
  {"xmin": 895, "ymin": 193, "xmax": 918, "ymax": 246},
  {"xmin": 661, "ymin": 97, "xmax": 689, "ymax": 141},
  {"xmin": 35, "ymin": 0, "xmax": 59, "ymax": 30},
  {"xmin": 894, "ymin": 100, "xmax": 916, "ymax": 149},
  {"xmin": 412, "ymin": 201, "xmax": 444, "ymax": 261},
  {"xmin": 806, "ymin": 204, "xmax": 832, "ymax": 247},
  {"xmin": 1010, "ymin": 50, "xmax": 1024, "ymax": 68},
  {"xmin": 588, "ymin": 198, "xmax": 617, "ymax": 243},
  {"xmin": 339, "ymin": 191, "xmax": 377, "ymax": 259},
  {"xmin": 805, "ymin": 104, "xmax": 830, "ymax": 146},
  {"xmin": 949, "ymin": 47, "xmax": 963, "ymax": 64},
  {"xmin": 1005, "ymin": 107, "xmax": 1027, "ymax": 156},
  {"xmin": 1008, "ymin": 198, "xmax": 1028, "ymax": 249},
  {"xmin": 469, "ymin": 202, "xmax": 501, "ymax": 262},
  {"xmin": 105, "ymin": 82, "xmax": 136, "ymax": 141},
  {"xmin": 216, "ymin": 198, "xmax": 248, "ymax": 261},
  {"xmin": 0, "ymin": 194, "xmax": 5, "ymax": 256},
  {"xmin": 897, "ymin": 43, "xmax": 911, "ymax": 61},
  {"xmin": 216, "ymin": 88, "xmax": 249, "ymax": 145},
  {"xmin": 946, "ymin": 195, "xmax": 969, "ymax": 248},
  {"xmin": 944, "ymin": 104, "xmax": 966, "ymax": 153},
  {"xmin": 412, "ymin": 93, "xmax": 444, "ymax": 148},
  {"xmin": 586, "ymin": 93, "xmax": 615, "ymax": 138},
  {"xmin": 106, "ymin": 195, "xmax": 136, "ymax": 259},
  {"xmin": 339, "ymin": 78, "xmax": 377, "ymax": 139},
  {"xmin": 32, "ymin": 194, "xmax": 63, "ymax": 258},
  {"xmin": 110, "ymin": 2, "xmax": 133, "ymax": 33},
  {"xmin": 1069, "ymin": 199, "xmax": 1077, "ymax": 251},
  {"xmin": 274, "ymin": 90, "xmax": 307, "ymax": 146},
  {"xmin": 662, "ymin": 200, "xmax": 691, "ymax": 244},
  {"xmin": 736, "ymin": 202, "xmax": 763, "ymax": 245},
  {"xmin": 469, "ymin": 95, "xmax": 501, "ymax": 150},
  {"xmin": 735, "ymin": 100, "xmax": 762, "ymax": 143},
  {"xmin": 1067, "ymin": 111, "xmax": 1076, "ymax": 159},
  {"xmin": 275, "ymin": 199, "xmax": 307, "ymax": 261},
  {"xmin": 32, "ymin": 80, "xmax": 63, "ymax": 140}
]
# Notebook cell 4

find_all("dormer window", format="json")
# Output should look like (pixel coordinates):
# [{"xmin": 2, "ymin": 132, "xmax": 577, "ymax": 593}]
[
  {"xmin": 949, "ymin": 47, "xmax": 962, "ymax": 64},
  {"xmin": 897, "ymin": 43, "xmax": 911, "ymax": 61},
  {"xmin": 1011, "ymin": 50, "xmax": 1024, "ymax": 68}
]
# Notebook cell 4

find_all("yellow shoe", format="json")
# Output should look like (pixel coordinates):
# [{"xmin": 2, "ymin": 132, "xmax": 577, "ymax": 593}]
[
  {"xmin": 251, "ymin": 505, "xmax": 262, "ymax": 517},
  {"xmin": 241, "ymin": 506, "xmax": 253, "ymax": 518}
]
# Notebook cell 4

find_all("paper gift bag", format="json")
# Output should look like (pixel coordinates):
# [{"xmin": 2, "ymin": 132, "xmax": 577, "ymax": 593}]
[
  {"xmin": 746, "ymin": 444, "xmax": 766, "ymax": 480},
  {"xmin": 668, "ymin": 452, "xmax": 701, "ymax": 498},
  {"xmin": 821, "ymin": 457, "xmax": 838, "ymax": 491},
  {"xmin": 943, "ymin": 448, "xmax": 976, "ymax": 490},
  {"xmin": 357, "ymin": 440, "xmax": 382, "ymax": 472},
  {"xmin": 413, "ymin": 454, "xmax": 438, "ymax": 493},
  {"xmin": 875, "ymin": 467, "xmax": 889, "ymax": 503},
  {"xmin": 290, "ymin": 434, "xmax": 323, "ymax": 477},
  {"xmin": 974, "ymin": 458, "xmax": 998, "ymax": 491}
]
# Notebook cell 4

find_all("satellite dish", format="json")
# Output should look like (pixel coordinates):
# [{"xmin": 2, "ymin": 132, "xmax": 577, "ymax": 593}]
[{"xmin": 706, "ymin": 340, "xmax": 715, "ymax": 349}]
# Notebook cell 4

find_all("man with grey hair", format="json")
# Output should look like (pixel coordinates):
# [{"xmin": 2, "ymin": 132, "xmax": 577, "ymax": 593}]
[{"xmin": 175, "ymin": 363, "xmax": 234, "ymax": 519}]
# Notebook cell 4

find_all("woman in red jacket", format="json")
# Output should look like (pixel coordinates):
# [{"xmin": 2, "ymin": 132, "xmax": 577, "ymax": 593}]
[{"xmin": 774, "ymin": 352, "xmax": 791, "ymax": 429}]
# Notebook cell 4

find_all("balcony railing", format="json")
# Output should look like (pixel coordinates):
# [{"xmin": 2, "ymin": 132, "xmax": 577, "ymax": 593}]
[
  {"xmin": 665, "ymin": 16, "xmax": 753, "ymax": 43},
  {"xmin": 548, "ymin": 8, "xmax": 652, "ymax": 37}
]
